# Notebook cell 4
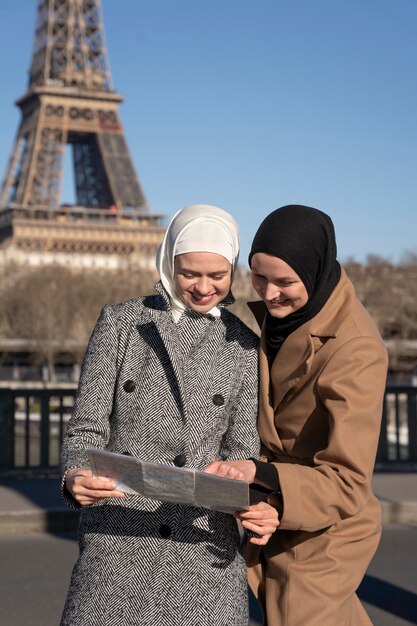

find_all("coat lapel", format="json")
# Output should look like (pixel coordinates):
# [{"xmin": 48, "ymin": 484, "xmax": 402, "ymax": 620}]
[
  {"xmin": 139, "ymin": 302, "xmax": 188, "ymax": 420},
  {"xmin": 257, "ymin": 332, "xmax": 285, "ymax": 452},
  {"xmin": 269, "ymin": 329, "xmax": 316, "ymax": 408},
  {"xmin": 252, "ymin": 270, "xmax": 355, "ymax": 456}
]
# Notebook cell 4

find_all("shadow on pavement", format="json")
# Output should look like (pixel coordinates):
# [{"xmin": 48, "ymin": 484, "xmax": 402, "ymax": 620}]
[
  {"xmin": 358, "ymin": 574, "xmax": 417, "ymax": 624},
  {"xmin": 0, "ymin": 476, "xmax": 79, "ymax": 533}
]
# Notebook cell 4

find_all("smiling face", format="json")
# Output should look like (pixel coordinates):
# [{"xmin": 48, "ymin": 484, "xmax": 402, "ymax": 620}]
[
  {"xmin": 251, "ymin": 252, "xmax": 309, "ymax": 318},
  {"xmin": 174, "ymin": 252, "xmax": 232, "ymax": 314}
]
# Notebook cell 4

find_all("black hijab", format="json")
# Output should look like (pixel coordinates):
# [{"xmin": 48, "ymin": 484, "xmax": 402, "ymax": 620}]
[{"xmin": 249, "ymin": 205, "xmax": 341, "ymax": 362}]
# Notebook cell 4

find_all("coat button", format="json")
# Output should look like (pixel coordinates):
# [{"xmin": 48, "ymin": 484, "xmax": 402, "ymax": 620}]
[
  {"xmin": 173, "ymin": 454, "xmax": 186, "ymax": 467},
  {"xmin": 123, "ymin": 380, "xmax": 136, "ymax": 393},
  {"xmin": 212, "ymin": 394, "xmax": 224, "ymax": 406},
  {"xmin": 159, "ymin": 524, "xmax": 171, "ymax": 538}
]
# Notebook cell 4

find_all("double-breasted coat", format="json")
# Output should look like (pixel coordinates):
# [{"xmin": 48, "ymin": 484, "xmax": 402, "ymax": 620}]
[
  {"xmin": 246, "ymin": 269, "xmax": 388, "ymax": 626},
  {"xmin": 60, "ymin": 285, "xmax": 260, "ymax": 626}
]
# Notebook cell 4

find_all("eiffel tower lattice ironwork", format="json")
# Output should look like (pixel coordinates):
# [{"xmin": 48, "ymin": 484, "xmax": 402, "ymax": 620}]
[{"xmin": 0, "ymin": 0, "xmax": 164, "ymax": 267}]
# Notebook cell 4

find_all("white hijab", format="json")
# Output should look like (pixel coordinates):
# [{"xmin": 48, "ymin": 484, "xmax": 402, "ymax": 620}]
[{"xmin": 156, "ymin": 204, "xmax": 240, "ymax": 322}]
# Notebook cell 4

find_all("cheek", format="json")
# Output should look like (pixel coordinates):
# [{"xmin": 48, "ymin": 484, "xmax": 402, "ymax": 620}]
[
  {"xmin": 297, "ymin": 287, "xmax": 309, "ymax": 306},
  {"xmin": 251, "ymin": 277, "xmax": 262, "ymax": 294},
  {"xmin": 222, "ymin": 278, "xmax": 232, "ymax": 294},
  {"xmin": 174, "ymin": 276, "xmax": 189, "ymax": 293}
]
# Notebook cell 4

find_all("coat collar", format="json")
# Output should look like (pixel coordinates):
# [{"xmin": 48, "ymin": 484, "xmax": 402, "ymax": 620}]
[{"xmin": 252, "ymin": 269, "xmax": 356, "ymax": 408}]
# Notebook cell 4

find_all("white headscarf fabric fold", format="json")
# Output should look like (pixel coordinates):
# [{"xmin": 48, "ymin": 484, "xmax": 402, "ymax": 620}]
[{"xmin": 156, "ymin": 204, "xmax": 240, "ymax": 322}]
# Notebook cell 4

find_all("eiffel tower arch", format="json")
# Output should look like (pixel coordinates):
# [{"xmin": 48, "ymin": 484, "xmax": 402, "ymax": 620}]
[{"xmin": 0, "ymin": 0, "xmax": 164, "ymax": 269}]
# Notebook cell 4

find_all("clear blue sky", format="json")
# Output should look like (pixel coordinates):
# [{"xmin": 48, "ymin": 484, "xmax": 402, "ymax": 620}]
[{"xmin": 0, "ymin": 0, "xmax": 416, "ymax": 265}]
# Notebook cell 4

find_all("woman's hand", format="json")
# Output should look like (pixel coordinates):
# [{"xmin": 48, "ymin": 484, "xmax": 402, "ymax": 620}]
[
  {"xmin": 65, "ymin": 468, "xmax": 125, "ymax": 506},
  {"xmin": 203, "ymin": 460, "xmax": 256, "ymax": 483},
  {"xmin": 236, "ymin": 501, "xmax": 280, "ymax": 545}
]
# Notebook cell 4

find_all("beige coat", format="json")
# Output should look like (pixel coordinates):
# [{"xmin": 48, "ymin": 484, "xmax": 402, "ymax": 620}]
[{"xmin": 246, "ymin": 269, "xmax": 388, "ymax": 626}]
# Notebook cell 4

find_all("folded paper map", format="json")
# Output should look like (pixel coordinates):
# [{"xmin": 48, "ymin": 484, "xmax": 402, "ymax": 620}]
[{"xmin": 87, "ymin": 448, "xmax": 250, "ymax": 514}]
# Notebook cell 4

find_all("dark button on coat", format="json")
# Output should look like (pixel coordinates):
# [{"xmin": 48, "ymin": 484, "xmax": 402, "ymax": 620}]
[
  {"xmin": 173, "ymin": 453, "xmax": 186, "ymax": 467},
  {"xmin": 212, "ymin": 393, "xmax": 225, "ymax": 406},
  {"xmin": 159, "ymin": 524, "xmax": 171, "ymax": 538},
  {"xmin": 123, "ymin": 379, "xmax": 136, "ymax": 392}
]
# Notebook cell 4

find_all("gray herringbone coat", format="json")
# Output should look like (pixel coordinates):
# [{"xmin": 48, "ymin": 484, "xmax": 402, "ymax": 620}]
[{"xmin": 60, "ymin": 286, "xmax": 260, "ymax": 626}]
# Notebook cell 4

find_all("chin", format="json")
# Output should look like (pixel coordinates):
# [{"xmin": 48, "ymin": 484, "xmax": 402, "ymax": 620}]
[
  {"xmin": 189, "ymin": 303, "xmax": 212, "ymax": 313},
  {"xmin": 267, "ymin": 308, "xmax": 291, "ymax": 318}
]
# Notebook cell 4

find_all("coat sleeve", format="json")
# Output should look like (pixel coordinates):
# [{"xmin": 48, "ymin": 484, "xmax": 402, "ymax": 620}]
[
  {"xmin": 220, "ymin": 345, "xmax": 260, "ymax": 461},
  {"xmin": 276, "ymin": 335, "xmax": 388, "ymax": 532},
  {"xmin": 61, "ymin": 304, "xmax": 118, "ymax": 477}
]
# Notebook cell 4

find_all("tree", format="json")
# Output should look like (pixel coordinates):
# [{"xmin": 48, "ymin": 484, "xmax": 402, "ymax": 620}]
[{"xmin": 1, "ymin": 254, "xmax": 416, "ymax": 379}]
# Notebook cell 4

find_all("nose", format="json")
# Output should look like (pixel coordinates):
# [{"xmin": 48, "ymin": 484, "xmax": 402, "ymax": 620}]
[
  {"xmin": 194, "ymin": 276, "xmax": 211, "ymax": 295},
  {"xmin": 263, "ymin": 282, "xmax": 280, "ymax": 301}
]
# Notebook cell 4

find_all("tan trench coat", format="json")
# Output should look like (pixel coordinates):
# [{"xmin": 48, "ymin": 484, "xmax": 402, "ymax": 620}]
[{"xmin": 246, "ymin": 269, "xmax": 388, "ymax": 626}]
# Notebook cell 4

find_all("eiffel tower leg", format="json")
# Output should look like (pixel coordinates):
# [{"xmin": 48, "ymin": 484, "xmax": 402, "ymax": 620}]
[
  {"xmin": 98, "ymin": 131, "xmax": 148, "ymax": 210},
  {"xmin": 24, "ymin": 102, "xmax": 67, "ymax": 209},
  {"xmin": 1, "ymin": 107, "xmax": 40, "ymax": 210}
]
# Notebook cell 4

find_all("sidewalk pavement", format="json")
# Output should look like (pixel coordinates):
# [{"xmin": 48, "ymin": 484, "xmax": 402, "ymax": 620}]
[{"xmin": 0, "ymin": 472, "xmax": 416, "ymax": 534}]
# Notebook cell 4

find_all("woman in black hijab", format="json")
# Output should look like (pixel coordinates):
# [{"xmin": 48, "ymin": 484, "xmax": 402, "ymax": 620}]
[
  {"xmin": 250, "ymin": 204, "xmax": 341, "ymax": 363},
  {"xmin": 206, "ymin": 205, "xmax": 388, "ymax": 625}
]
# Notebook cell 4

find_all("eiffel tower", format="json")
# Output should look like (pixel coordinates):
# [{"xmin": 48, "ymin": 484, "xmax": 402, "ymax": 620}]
[{"xmin": 0, "ymin": 0, "xmax": 164, "ymax": 268}]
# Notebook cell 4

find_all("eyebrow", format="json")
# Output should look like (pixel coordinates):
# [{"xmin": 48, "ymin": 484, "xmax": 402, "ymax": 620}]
[
  {"xmin": 179, "ymin": 268, "xmax": 230, "ymax": 276},
  {"xmin": 253, "ymin": 270, "xmax": 297, "ymax": 280}
]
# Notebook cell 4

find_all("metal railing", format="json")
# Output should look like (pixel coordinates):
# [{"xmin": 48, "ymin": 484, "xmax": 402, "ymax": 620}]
[
  {"xmin": 0, "ymin": 388, "xmax": 76, "ymax": 473},
  {"xmin": 0, "ymin": 386, "xmax": 416, "ymax": 474},
  {"xmin": 376, "ymin": 385, "xmax": 417, "ymax": 470}
]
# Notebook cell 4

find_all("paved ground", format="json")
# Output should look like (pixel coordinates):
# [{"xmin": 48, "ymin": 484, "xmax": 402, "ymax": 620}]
[
  {"xmin": 0, "ymin": 525, "xmax": 416, "ymax": 626},
  {"xmin": 0, "ymin": 472, "xmax": 416, "ymax": 625}
]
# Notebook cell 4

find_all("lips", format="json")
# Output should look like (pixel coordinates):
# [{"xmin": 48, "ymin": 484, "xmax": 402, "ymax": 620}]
[
  {"xmin": 269, "ymin": 299, "xmax": 290, "ymax": 306},
  {"xmin": 191, "ymin": 292, "xmax": 214, "ymax": 305}
]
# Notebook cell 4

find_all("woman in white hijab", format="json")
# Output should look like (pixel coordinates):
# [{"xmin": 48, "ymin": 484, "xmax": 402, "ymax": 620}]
[
  {"xmin": 60, "ymin": 204, "xmax": 278, "ymax": 626},
  {"xmin": 156, "ymin": 203, "xmax": 240, "ymax": 322}
]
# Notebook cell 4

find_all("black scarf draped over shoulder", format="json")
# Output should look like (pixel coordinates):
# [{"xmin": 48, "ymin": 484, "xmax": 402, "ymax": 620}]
[{"xmin": 249, "ymin": 205, "xmax": 341, "ymax": 363}]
